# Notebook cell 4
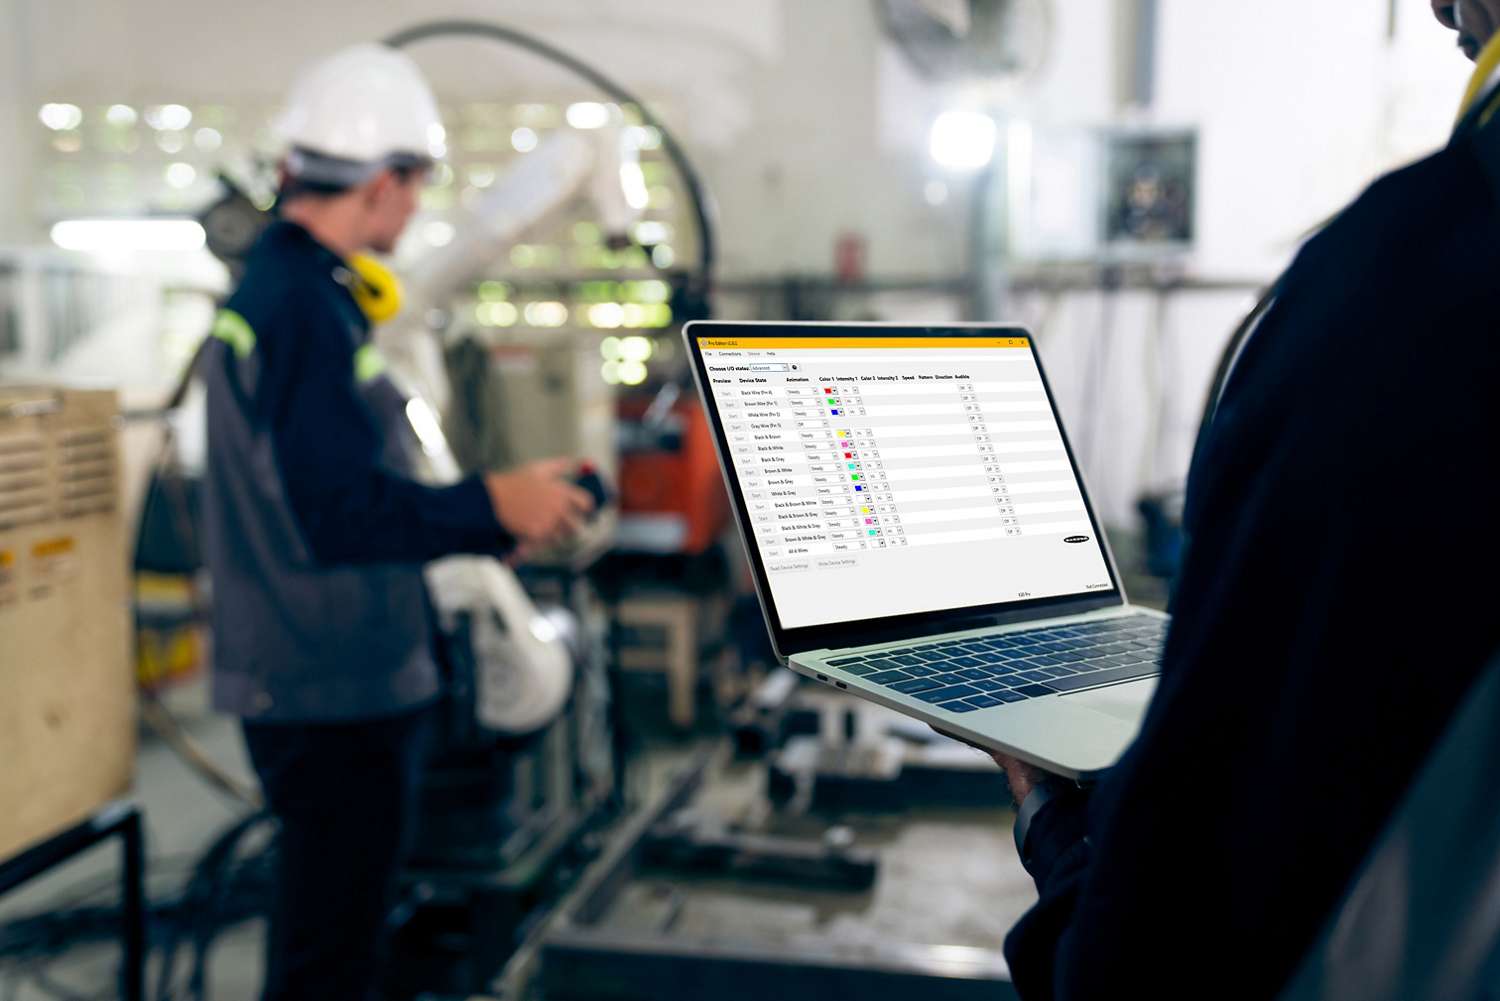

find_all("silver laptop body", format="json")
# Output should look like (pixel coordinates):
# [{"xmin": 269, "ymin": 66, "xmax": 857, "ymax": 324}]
[{"xmin": 684, "ymin": 321, "xmax": 1164, "ymax": 780}]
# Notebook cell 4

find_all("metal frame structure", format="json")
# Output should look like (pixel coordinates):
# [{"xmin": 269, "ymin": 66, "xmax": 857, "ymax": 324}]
[
  {"xmin": 540, "ymin": 932, "xmax": 1018, "ymax": 1001},
  {"xmin": 0, "ymin": 800, "xmax": 145, "ymax": 1001}
]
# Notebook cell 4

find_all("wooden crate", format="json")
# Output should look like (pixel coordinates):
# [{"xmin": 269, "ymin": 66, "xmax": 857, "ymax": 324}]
[{"xmin": 0, "ymin": 387, "xmax": 134, "ymax": 863}]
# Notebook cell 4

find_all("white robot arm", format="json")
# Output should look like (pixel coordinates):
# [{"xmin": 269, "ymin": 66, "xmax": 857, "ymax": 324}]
[
  {"xmin": 383, "ymin": 127, "xmax": 644, "ymax": 414},
  {"xmin": 382, "ymin": 126, "xmax": 642, "ymax": 738}
]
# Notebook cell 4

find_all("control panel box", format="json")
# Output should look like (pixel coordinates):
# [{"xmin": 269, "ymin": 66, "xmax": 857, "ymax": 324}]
[{"xmin": 0, "ymin": 387, "xmax": 133, "ymax": 863}]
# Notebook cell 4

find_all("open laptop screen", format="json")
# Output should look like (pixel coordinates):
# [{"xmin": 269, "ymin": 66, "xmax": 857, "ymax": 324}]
[{"xmin": 690, "ymin": 326, "xmax": 1118, "ymax": 639}]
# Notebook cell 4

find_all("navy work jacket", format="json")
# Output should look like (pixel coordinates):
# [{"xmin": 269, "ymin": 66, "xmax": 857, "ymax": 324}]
[
  {"xmin": 202, "ymin": 220, "xmax": 512, "ymax": 722},
  {"xmin": 1004, "ymin": 114, "xmax": 1500, "ymax": 996}
]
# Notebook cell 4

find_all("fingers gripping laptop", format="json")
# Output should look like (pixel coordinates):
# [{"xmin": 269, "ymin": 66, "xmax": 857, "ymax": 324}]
[{"xmin": 684, "ymin": 322, "xmax": 1165, "ymax": 780}]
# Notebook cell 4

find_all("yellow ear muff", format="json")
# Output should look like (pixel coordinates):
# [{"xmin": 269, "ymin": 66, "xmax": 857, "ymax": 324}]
[
  {"xmin": 1456, "ymin": 32, "xmax": 1500, "ymax": 127},
  {"xmin": 347, "ymin": 253, "xmax": 404, "ymax": 326}
]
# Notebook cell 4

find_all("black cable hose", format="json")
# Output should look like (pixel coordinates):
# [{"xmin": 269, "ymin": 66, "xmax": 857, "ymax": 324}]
[
  {"xmin": 20, "ymin": 958, "xmax": 97, "ymax": 1001},
  {"xmin": 153, "ymin": 811, "xmax": 273, "ymax": 1001},
  {"xmin": 382, "ymin": 19, "xmax": 719, "ymax": 287},
  {"xmin": 1190, "ymin": 282, "xmax": 1279, "ymax": 456},
  {"xmin": 0, "ymin": 814, "xmax": 274, "ymax": 1001},
  {"xmin": 188, "ymin": 815, "xmax": 274, "ymax": 999}
]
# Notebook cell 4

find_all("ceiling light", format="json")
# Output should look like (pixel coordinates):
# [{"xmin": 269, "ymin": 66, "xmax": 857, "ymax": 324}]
[
  {"xmin": 50, "ymin": 218, "xmax": 206, "ymax": 253},
  {"xmin": 929, "ymin": 110, "xmax": 997, "ymax": 170}
]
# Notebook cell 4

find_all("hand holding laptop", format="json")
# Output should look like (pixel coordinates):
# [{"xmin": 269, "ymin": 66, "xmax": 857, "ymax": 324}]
[{"xmin": 933, "ymin": 723, "xmax": 1054, "ymax": 800}]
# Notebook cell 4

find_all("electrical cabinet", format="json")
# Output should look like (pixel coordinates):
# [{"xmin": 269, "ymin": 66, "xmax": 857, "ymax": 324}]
[{"xmin": 0, "ymin": 387, "xmax": 133, "ymax": 863}]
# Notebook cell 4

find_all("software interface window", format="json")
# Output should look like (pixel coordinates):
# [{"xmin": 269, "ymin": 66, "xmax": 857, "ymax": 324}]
[{"xmin": 698, "ymin": 336, "xmax": 1115, "ymax": 629}]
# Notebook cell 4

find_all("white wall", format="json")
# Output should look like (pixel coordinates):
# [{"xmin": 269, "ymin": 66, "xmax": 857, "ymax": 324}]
[
  {"xmin": 1156, "ymin": 0, "xmax": 1472, "ymax": 276},
  {"xmin": 3, "ymin": 0, "xmax": 778, "ymax": 240},
  {"xmin": 700, "ymin": 0, "xmax": 949, "ymax": 277},
  {"xmin": 6, "ymin": 1, "xmax": 1472, "ymax": 275},
  {"xmin": 0, "ymin": 0, "xmax": 1481, "ymax": 527},
  {"xmin": 1041, "ymin": 0, "xmax": 1476, "ymax": 525},
  {"xmin": 0, "ymin": 0, "xmax": 28, "ymax": 240}
]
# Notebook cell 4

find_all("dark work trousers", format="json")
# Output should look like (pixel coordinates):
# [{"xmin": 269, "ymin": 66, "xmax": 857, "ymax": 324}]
[{"xmin": 242, "ymin": 703, "xmax": 434, "ymax": 1001}]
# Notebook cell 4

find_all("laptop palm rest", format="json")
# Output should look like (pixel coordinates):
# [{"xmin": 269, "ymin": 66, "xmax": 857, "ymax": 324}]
[{"xmin": 1063, "ymin": 677, "xmax": 1158, "ymax": 725}]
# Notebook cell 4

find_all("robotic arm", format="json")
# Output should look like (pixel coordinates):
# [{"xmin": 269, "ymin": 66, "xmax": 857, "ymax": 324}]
[
  {"xmin": 381, "ymin": 126, "xmax": 645, "ymax": 418},
  {"xmin": 378, "ymin": 129, "xmax": 642, "ymax": 739},
  {"xmin": 408, "ymin": 127, "xmax": 643, "ymax": 306}
]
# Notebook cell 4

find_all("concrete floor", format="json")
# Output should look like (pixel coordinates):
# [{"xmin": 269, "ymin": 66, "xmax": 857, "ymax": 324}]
[
  {"xmin": 0, "ymin": 681, "xmax": 265, "ymax": 1000},
  {"xmin": 598, "ymin": 758, "xmax": 1034, "ymax": 955},
  {"xmin": 1, "ymin": 686, "xmax": 1046, "ymax": 1001},
  {"xmin": 0, "ymin": 524, "xmax": 1166, "ymax": 998},
  {"xmin": 0, "ymin": 587, "xmax": 1173, "ymax": 999}
]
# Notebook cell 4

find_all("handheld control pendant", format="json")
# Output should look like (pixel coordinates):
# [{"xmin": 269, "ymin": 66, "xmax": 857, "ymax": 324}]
[{"xmin": 572, "ymin": 463, "xmax": 613, "ymax": 519}]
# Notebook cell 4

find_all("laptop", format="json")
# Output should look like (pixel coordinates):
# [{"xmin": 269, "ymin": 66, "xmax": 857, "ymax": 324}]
[{"xmin": 684, "ymin": 321, "xmax": 1165, "ymax": 780}]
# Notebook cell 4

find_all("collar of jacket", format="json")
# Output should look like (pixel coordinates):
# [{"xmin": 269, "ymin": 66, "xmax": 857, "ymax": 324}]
[
  {"xmin": 1457, "ymin": 90, "xmax": 1500, "ymax": 212},
  {"xmin": 255, "ymin": 220, "xmax": 371, "ymax": 331}
]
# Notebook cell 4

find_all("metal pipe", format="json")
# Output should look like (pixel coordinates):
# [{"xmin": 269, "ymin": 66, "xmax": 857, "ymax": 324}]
[{"xmin": 120, "ymin": 809, "xmax": 146, "ymax": 1001}]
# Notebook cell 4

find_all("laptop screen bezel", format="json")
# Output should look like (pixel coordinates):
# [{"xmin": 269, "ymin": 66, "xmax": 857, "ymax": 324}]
[{"xmin": 684, "ymin": 321, "xmax": 1127, "ymax": 658}]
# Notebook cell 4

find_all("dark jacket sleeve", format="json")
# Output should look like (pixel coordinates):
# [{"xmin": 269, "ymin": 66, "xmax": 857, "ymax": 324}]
[
  {"xmin": 1003, "ymin": 791, "xmax": 1091, "ymax": 991},
  {"xmin": 266, "ymin": 294, "xmax": 514, "ymax": 566},
  {"xmin": 993, "ymin": 140, "xmax": 1500, "ymax": 1001}
]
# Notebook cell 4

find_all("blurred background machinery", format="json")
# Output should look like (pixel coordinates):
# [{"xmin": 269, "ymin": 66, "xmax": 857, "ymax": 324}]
[{"xmin": 0, "ymin": 0, "xmax": 1482, "ymax": 997}]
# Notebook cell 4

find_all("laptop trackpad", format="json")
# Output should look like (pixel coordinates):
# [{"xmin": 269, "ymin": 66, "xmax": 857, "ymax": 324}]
[{"xmin": 1064, "ymin": 677, "xmax": 1157, "ymax": 725}]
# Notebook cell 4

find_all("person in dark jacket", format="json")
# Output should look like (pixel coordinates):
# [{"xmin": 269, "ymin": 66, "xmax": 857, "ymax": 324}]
[
  {"xmin": 989, "ymin": 3, "xmax": 1500, "ymax": 996},
  {"xmin": 200, "ymin": 44, "xmax": 594, "ymax": 1001}
]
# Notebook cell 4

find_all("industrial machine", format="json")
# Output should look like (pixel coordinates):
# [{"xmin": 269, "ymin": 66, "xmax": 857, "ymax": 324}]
[
  {"xmin": 187, "ymin": 20, "xmax": 727, "ymax": 991},
  {"xmin": 381, "ymin": 127, "xmax": 638, "ymax": 565},
  {"xmin": 878, "ymin": 0, "xmax": 1054, "ymax": 86},
  {"xmin": 0, "ymin": 387, "xmax": 133, "ymax": 863},
  {"xmin": 615, "ymin": 388, "xmax": 730, "ymax": 556},
  {"xmin": 492, "ymin": 676, "xmax": 1034, "ymax": 1001},
  {"xmin": 43, "ymin": 16, "xmax": 730, "ymax": 993},
  {"xmin": 190, "ymin": 122, "xmax": 635, "ymax": 763}
]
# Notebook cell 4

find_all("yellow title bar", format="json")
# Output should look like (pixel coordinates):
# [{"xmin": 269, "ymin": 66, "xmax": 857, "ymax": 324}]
[{"xmin": 698, "ymin": 336, "xmax": 1029, "ymax": 350}]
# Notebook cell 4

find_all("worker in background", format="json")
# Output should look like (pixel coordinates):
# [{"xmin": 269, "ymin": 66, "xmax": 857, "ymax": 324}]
[
  {"xmin": 199, "ymin": 44, "xmax": 595, "ymax": 1001},
  {"xmin": 989, "ymin": 2, "xmax": 1500, "ymax": 997}
]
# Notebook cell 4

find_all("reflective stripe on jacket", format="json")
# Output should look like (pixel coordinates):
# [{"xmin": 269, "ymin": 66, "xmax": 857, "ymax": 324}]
[{"xmin": 202, "ymin": 220, "xmax": 511, "ymax": 722}]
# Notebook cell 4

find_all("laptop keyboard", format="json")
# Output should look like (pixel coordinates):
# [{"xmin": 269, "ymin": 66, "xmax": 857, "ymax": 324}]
[{"xmin": 825, "ymin": 614, "xmax": 1166, "ymax": 714}]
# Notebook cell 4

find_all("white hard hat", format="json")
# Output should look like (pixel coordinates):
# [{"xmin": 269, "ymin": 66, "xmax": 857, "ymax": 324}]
[{"xmin": 275, "ymin": 43, "xmax": 446, "ymax": 187}]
